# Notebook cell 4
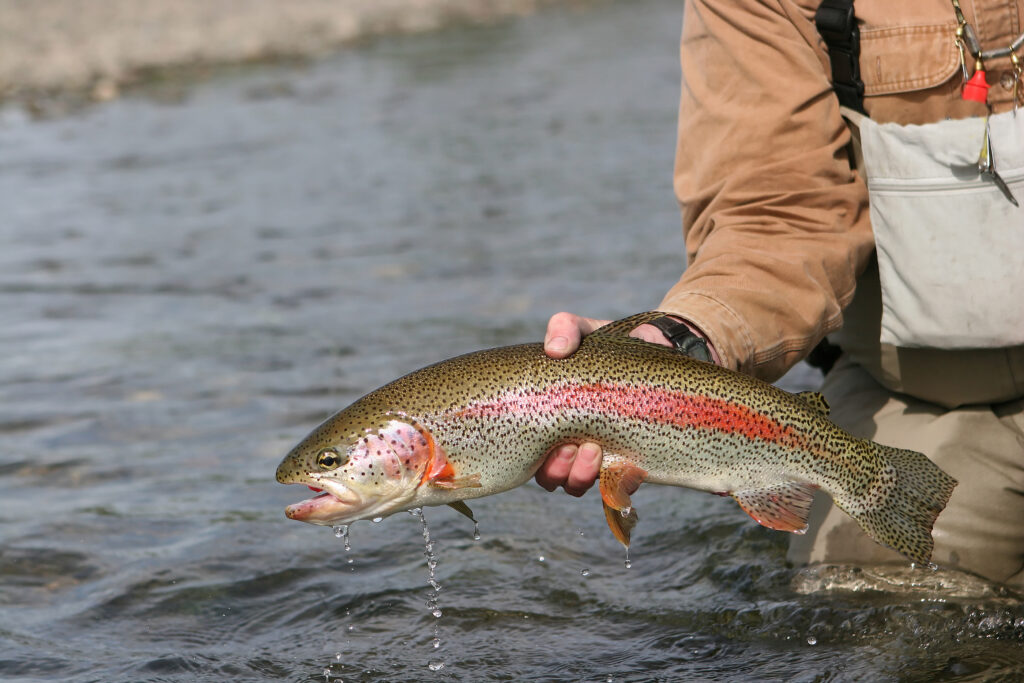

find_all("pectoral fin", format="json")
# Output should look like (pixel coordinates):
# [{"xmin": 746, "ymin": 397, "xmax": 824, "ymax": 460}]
[
  {"xmin": 421, "ymin": 433, "xmax": 482, "ymax": 490},
  {"xmin": 599, "ymin": 461, "xmax": 647, "ymax": 547},
  {"xmin": 430, "ymin": 473, "xmax": 482, "ymax": 490},
  {"xmin": 731, "ymin": 482, "xmax": 818, "ymax": 533},
  {"xmin": 447, "ymin": 500, "xmax": 477, "ymax": 522}
]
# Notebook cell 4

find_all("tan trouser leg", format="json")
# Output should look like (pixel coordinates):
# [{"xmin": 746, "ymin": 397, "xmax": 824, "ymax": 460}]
[{"xmin": 787, "ymin": 358, "xmax": 1024, "ymax": 587}]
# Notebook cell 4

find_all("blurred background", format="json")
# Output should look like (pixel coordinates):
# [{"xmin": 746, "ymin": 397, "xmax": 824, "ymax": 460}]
[{"xmin": 1, "ymin": 1, "xmax": 1021, "ymax": 681}]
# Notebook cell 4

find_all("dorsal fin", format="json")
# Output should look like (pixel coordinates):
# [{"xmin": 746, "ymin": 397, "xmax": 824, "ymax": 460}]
[
  {"xmin": 588, "ymin": 311, "xmax": 667, "ymax": 340},
  {"xmin": 796, "ymin": 391, "xmax": 830, "ymax": 416}
]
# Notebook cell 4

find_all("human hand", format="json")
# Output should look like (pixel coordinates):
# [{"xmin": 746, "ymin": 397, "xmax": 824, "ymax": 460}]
[
  {"xmin": 542, "ymin": 311, "xmax": 674, "ymax": 358},
  {"xmin": 536, "ymin": 311, "xmax": 682, "ymax": 496}
]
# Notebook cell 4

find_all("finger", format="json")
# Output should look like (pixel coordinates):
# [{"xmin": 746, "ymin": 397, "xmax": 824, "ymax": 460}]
[
  {"xmin": 544, "ymin": 312, "xmax": 610, "ymax": 359},
  {"xmin": 535, "ymin": 444, "xmax": 578, "ymax": 491},
  {"xmin": 630, "ymin": 323, "xmax": 675, "ymax": 348},
  {"xmin": 563, "ymin": 442, "xmax": 602, "ymax": 496}
]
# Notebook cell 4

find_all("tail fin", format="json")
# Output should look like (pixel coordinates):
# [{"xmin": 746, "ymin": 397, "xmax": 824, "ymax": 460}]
[{"xmin": 835, "ymin": 444, "xmax": 957, "ymax": 566}]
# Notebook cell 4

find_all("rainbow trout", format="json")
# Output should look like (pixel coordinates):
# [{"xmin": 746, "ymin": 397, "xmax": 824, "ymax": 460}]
[{"xmin": 276, "ymin": 312, "xmax": 956, "ymax": 564}]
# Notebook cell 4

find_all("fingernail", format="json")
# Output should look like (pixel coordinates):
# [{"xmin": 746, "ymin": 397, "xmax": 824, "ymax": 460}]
[
  {"xmin": 547, "ymin": 336, "xmax": 568, "ymax": 352},
  {"xmin": 578, "ymin": 444, "xmax": 600, "ymax": 462},
  {"xmin": 557, "ymin": 444, "xmax": 578, "ymax": 460}
]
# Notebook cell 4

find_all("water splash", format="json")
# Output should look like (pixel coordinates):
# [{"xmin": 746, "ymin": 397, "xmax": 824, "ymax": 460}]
[{"xmin": 411, "ymin": 507, "xmax": 445, "ymax": 671}]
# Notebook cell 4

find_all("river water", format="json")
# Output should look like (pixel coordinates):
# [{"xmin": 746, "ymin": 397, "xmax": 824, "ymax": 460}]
[{"xmin": 2, "ymin": 1, "xmax": 1022, "ymax": 681}]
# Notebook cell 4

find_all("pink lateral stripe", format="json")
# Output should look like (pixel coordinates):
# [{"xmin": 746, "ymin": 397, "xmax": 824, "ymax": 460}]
[{"xmin": 455, "ymin": 382, "xmax": 801, "ymax": 446}]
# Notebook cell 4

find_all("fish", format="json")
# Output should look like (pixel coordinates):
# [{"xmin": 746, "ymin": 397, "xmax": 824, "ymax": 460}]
[{"xmin": 275, "ymin": 312, "xmax": 957, "ymax": 565}]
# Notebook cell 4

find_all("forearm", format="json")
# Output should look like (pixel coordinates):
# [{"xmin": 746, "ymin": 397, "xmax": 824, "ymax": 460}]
[{"xmin": 666, "ymin": 0, "xmax": 873, "ymax": 381}]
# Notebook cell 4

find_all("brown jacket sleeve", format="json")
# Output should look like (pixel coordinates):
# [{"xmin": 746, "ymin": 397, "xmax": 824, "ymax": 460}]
[{"xmin": 658, "ymin": 0, "xmax": 874, "ymax": 382}]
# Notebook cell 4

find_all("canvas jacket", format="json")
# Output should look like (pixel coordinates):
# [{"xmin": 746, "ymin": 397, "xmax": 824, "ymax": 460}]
[{"xmin": 660, "ymin": 0, "xmax": 1022, "ymax": 381}]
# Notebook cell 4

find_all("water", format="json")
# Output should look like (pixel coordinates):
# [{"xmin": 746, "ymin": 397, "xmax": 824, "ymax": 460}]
[{"xmin": 1, "ymin": 0, "xmax": 1022, "ymax": 680}]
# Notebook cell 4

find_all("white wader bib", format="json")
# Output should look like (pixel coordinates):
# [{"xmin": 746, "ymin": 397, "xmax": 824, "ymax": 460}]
[{"xmin": 845, "ymin": 108, "xmax": 1024, "ymax": 349}]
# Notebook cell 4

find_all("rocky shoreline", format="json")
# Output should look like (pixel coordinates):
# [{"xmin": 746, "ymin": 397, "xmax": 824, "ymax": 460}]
[{"xmin": 0, "ymin": 0, "xmax": 579, "ymax": 105}]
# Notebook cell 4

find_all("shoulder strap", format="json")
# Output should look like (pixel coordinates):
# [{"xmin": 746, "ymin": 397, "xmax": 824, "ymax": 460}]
[{"xmin": 816, "ymin": 0, "xmax": 866, "ymax": 114}]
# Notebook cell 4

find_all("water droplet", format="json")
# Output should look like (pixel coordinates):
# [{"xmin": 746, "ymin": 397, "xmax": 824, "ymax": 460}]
[
  {"xmin": 427, "ymin": 660, "xmax": 445, "ymax": 671},
  {"xmin": 372, "ymin": 517, "xmax": 383, "ymax": 523},
  {"xmin": 409, "ymin": 508, "xmax": 422, "ymax": 517},
  {"xmin": 333, "ymin": 524, "xmax": 352, "ymax": 552},
  {"xmin": 806, "ymin": 635, "xmax": 817, "ymax": 645},
  {"xmin": 580, "ymin": 568, "xmax": 591, "ymax": 577},
  {"xmin": 417, "ymin": 508, "xmax": 444, "ymax": 658},
  {"xmin": 624, "ymin": 548, "xmax": 631, "ymax": 570},
  {"xmin": 537, "ymin": 555, "xmax": 546, "ymax": 562},
  {"xmin": 577, "ymin": 528, "xmax": 585, "ymax": 536},
  {"xmin": 472, "ymin": 522, "xmax": 481, "ymax": 541},
  {"xmin": 620, "ymin": 506, "xmax": 632, "ymax": 517},
  {"xmin": 323, "ymin": 668, "xmax": 331, "ymax": 680},
  {"xmin": 347, "ymin": 625, "xmax": 355, "ymax": 632}
]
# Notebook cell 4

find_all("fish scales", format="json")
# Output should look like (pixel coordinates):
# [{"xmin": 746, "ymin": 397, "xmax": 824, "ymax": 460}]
[{"xmin": 276, "ymin": 312, "xmax": 957, "ymax": 565}]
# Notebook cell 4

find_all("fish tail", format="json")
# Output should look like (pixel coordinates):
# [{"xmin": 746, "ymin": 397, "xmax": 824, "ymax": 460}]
[{"xmin": 834, "ymin": 444, "xmax": 957, "ymax": 566}]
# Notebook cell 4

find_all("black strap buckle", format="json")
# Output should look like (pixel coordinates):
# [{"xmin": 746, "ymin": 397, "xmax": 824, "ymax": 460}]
[
  {"xmin": 647, "ymin": 316, "xmax": 713, "ymax": 363},
  {"xmin": 816, "ymin": 0, "xmax": 865, "ymax": 114}
]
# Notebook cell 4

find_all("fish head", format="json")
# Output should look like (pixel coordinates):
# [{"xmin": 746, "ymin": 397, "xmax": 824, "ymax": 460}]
[{"xmin": 276, "ymin": 411, "xmax": 438, "ymax": 526}]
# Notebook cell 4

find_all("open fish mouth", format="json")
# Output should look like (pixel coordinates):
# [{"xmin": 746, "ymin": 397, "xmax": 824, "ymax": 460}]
[{"xmin": 284, "ymin": 484, "xmax": 363, "ymax": 525}]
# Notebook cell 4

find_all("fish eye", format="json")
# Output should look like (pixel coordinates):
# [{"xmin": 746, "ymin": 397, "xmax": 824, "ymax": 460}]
[{"xmin": 316, "ymin": 447, "xmax": 347, "ymax": 470}]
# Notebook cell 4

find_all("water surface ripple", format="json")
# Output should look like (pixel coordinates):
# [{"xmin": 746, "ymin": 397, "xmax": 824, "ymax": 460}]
[{"xmin": 1, "ymin": 1, "xmax": 1021, "ymax": 681}]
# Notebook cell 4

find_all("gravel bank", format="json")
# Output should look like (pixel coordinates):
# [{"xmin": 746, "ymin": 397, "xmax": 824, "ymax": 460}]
[{"xmin": 0, "ymin": 0, "xmax": 572, "ymax": 101}]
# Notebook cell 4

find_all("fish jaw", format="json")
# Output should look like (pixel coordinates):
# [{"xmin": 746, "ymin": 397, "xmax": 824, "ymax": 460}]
[{"xmin": 283, "ymin": 478, "xmax": 420, "ymax": 526}]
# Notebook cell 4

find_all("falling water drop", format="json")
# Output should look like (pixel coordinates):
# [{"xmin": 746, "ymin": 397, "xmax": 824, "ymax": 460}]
[
  {"xmin": 580, "ymin": 568, "xmax": 591, "ymax": 577},
  {"xmin": 806, "ymin": 635, "xmax": 817, "ymax": 645},
  {"xmin": 418, "ymin": 507, "xmax": 444, "ymax": 667},
  {"xmin": 624, "ymin": 547, "xmax": 632, "ymax": 570},
  {"xmin": 537, "ymin": 555, "xmax": 546, "ymax": 563},
  {"xmin": 372, "ymin": 517, "xmax": 383, "ymax": 523},
  {"xmin": 333, "ymin": 525, "xmax": 352, "ymax": 553},
  {"xmin": 472, "ymin": 521, "xmax": 481, "ymax": 541}
]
